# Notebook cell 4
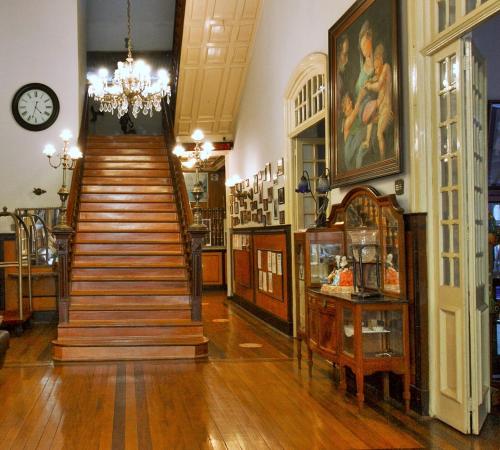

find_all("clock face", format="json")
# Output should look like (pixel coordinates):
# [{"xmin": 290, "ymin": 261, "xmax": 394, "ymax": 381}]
[{"xmin": 12, "ymin": 83, "xmax": 59, "ymax": 131}]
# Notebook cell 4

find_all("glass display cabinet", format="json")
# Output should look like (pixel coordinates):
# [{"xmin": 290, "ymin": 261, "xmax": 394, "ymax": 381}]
[
  {"xmin": 338, "ymin": 295, "xmax": 409, "ymax": 411},
  {"xmin": 297, "ymin": 187, "xmax": 410, "ymax": 412}
]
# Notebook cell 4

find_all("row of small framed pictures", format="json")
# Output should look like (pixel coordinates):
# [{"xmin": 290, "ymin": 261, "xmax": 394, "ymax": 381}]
[
  {"xmin": 229, "ymin": 158, "xmax": 286, "ymax": 228},
  {"xmin": 231, "ymin": 208, "xmax": 286, "ymax": 227},
  {"xmin": 230, "ymin": 158, "xmax": 284, "ymax": 194}
]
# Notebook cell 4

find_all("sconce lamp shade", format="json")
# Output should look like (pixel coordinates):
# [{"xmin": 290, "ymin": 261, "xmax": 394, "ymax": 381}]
[
  {"xmin": 295, "ymin": 172, "xmax": 311, "ymax": 193},
  {"xmin": 316, "ymin": 168, "xmax": 332, "ymax": 194}
]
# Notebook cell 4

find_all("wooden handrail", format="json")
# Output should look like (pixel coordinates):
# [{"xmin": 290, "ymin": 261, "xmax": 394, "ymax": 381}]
[
  {"xmin": 54, "ymin": 91, "xmax": 89, "ymax": 323},
  {"xmin": 67, "ymin": 92, "xmax": 90, "ymax": 229}
]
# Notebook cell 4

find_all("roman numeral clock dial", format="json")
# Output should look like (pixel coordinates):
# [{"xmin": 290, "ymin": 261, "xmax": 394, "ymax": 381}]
[{"xmin": 12, "ymin": 83, "xmax": 59, "ymax": 131}]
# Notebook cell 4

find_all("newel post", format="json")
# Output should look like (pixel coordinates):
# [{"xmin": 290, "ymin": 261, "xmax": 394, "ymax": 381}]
[
  {"xmin": 53, "ymin": 227, "xmax": 73, "ymax": 324},
  {"xmin": 188, "ymin": 226, "xmax": 207, "ymax": 321}
]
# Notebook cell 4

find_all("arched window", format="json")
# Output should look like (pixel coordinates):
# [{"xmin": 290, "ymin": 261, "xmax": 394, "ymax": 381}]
[{"xmin": 285, "ymin": 53, "xmax": 327, "ymax": 229}]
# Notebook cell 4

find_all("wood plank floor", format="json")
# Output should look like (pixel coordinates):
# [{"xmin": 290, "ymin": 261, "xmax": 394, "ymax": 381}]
[{"xmin": 1, "ymin": 290, "xmax": 499, "ymax": 449}]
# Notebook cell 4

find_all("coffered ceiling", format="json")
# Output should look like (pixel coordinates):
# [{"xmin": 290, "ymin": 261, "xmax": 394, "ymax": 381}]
[{"xmin": 174, "ymin": 0, "xmax": 262, "ymax": 143}]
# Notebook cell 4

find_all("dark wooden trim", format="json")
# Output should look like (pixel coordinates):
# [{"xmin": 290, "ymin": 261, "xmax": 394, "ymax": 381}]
[
  {"xmin": 404, "ymin": 213, "xmax": 429, "ymax": 415},
  {"xmin": 53, "ymin": 229, "xmax": 73, "ymax": 324},
  {"xmin": 189, "ymin": 227, "xmax": 208, "ymax": 321}
]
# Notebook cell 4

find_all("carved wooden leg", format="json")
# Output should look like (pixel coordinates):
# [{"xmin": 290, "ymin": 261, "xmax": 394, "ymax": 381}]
[
  {"xmin": 383, "ymin": 372, "xmax": 390, "ymax": 401},
  {"xmin": 339, "ymin": 364, "xmax": 346, "ymax": 392},
  {"xmin": 307, "ymin": 346, "xmax": 313, "ymax": 375},
  {"xmin": 356, "ymin": 370, "xmax": 365, "ymax": 409}
]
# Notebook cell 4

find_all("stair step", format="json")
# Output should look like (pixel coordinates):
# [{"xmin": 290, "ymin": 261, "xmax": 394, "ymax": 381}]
[
  {"xmin": 82, "ymin": 177, "xmax": 171, "ymax": 186},
  {"xmin": 78, "ymin": 212, "xmax": 178, "ymax": 222},
  {"xmin": 57, "ymin": 320, "xmax": 203, "ymax": 338},
  {"xmin": 86, "ymin": 143, "xmax": 165, "ymax": 150},
  {"xmin": 74, "ymin": 232, "xmax": 182, "ymax": 244},
  {"xmin": 53, "ymin": 335, "xmax": 207, "ymax": 346},
  {"xmin": 80, "ymin": 193, "xmax": 175, "ymax": 203},
  {"xmin": 85, "ymin": 162, "xmax": 169, "ymax": 170},
  {"xmin": 85, "ymin": 148, "xmax": 164, "ymax": 156},
  {"xmin": 69, "ymin": 295, "xmax": 191, "ymax": 305},
  {"xmin": 81, "ymin": 185, "xmax": 173, "ymax": 194},
  {"xmin": 69, "ymin": 307, "xmax": 191, "ymax": 321},
  {"xmin": 85, "ymin": 155, "xmax": 166, "ymax": 162},
  {"xmin": 73, "ymin": 255, "xmax": 185, "ymax": 267},
  {"xmin": 76, "ymin": 222, "xmax": 180, "ymax": 233},
  {"xmin": 71, "ymin": 280, "xmax": 189, "ymax": 295},
  {"xmin": 87, "ymin": 135, "xmax": 164, "ymax": 143},
  {"xmin": 72, "ymin": 267, "xmax": 188, "ymax": 281},
  {"xmin": 84, "ymin": 169, "xmax": 168, "ymax": 177},
  {"xmin": 73, "ymin": 243, "xmax": 184, "ymax": 255},
  {"xmin": 79, "ymin": 202, "xmax": 176, "ymax": 212},
  {"xmin": 70, "ymin": 303, "xmax": 191, "ymax": 311},
  {"xmin": 52, "ymin": 336, "xmax": 208, "ymax": 361}
]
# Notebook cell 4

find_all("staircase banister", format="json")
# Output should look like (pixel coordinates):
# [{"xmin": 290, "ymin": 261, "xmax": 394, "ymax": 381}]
[{"xmin": 67, "ymin": 91, "xmax": 90, "ymax": 229}]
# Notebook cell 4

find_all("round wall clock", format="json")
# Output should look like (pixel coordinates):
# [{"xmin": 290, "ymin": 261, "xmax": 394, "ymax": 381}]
[{"xmin": 11, "ymin": 83, "xmax": 60, "ymax": 131}]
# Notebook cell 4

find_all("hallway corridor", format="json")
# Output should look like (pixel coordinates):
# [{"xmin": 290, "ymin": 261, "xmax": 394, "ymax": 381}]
[{"xmin": 0, "ymin": 291, "xmax": 499, "ymax": 449}]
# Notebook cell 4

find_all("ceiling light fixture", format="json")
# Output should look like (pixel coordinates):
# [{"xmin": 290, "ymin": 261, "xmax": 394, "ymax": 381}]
[
  {"xmin": 87, "ymin": 0, "xmax": 171, "ymax": 118},
  {"xmin": 172, "ymin": 129, "xmax": 214, "ymax": 228}
]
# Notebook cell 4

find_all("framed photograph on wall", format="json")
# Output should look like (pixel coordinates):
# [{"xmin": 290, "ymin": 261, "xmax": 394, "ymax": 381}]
[
  {"xmin": 278, "ymin": 187, "xmax": 285, "ymax": 204},
  {"xmin": 279, "ymin": 210, "xmax": 285, "ymax": 225},
  {"xmin": 329, "ymin": 0, "xmax": 401, "ymax": 187},
  {"xmin": 277, "ymin": 158, "xmax": 284, "ymax": 176}
]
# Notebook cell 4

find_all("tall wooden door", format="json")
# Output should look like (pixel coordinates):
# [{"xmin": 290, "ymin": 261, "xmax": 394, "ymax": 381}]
[
  {"xmin": 464, "ymin": 37, "xmax": 490, "ymax": 434},
  {"xmin": 431, "ymin": 37, "xmax": 490, "ymax": 434}
]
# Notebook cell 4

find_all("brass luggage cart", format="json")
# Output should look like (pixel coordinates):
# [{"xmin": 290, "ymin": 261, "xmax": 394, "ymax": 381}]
[{"xmin": 0, "ymin": 207, "xmax": 32, "ymax": 335}]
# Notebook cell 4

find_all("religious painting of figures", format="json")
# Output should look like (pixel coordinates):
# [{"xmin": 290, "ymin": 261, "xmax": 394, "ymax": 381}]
[{"xmin": 329, "ymin": 0, "xmax": 401, "ymax": 187}]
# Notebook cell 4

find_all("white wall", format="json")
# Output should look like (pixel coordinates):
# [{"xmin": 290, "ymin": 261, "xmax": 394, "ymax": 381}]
[
  {"xmin": 227, "ymin": 0, "xmax": 411, "ymax": 214},
  {"xmin": 0, "ymin": 0, "xmax": 83, "ymax": 232}
]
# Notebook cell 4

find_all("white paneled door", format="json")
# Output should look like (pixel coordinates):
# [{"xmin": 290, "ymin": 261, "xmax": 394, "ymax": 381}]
[
  {"xmin": 464, "ymin": 37, "xmax": 490, "ymax": 435},
  {"xmin": 432, "ymin": 36, "xmax": 490, "ymax": 434}
]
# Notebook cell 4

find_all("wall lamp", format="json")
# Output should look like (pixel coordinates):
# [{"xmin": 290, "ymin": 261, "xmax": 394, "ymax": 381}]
[{"xmin": 295, "ymin": 168, "xmax": 332, "ymax": 228}]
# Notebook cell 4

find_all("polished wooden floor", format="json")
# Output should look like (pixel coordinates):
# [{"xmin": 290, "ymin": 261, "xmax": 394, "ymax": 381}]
[{"xmin": 1, "ymin": 291, "xmax": 499, "ymax": 449}]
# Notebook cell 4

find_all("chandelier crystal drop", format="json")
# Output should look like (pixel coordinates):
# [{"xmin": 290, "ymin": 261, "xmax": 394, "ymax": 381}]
[{"xmin": 87, "ymin": 0, "xmax": 171, "ymax": 118}]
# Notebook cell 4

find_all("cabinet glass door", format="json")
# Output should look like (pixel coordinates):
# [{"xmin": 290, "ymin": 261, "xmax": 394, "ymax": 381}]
[{"xmin": 342, "ymin": 307, "xmax": 354, "ymax": 357}]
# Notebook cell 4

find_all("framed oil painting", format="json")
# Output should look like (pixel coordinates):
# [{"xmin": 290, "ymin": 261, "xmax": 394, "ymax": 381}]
[{"xmin": 329, "ymin": 0, "xmax": 401, "ymax": 187}]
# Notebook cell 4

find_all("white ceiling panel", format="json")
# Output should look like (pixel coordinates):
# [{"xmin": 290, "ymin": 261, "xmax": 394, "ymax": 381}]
[{"xmin": 174, "ymin": 0, "xmax": 262, "ymax": 142}]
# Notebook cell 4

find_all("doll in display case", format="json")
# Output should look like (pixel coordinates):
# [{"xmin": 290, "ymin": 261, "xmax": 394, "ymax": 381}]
[
  {"xmin": 384, "ymin": 253, "xmax": 400, "ymax": 292},
  {"xmin": 321, "ymin": 255, "xmax": 354, "ymax": 294}
]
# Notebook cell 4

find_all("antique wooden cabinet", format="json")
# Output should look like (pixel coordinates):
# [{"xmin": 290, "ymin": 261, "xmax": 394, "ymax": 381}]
[{"xmin": 294, "ymin": 187, "xmax": 410, "ymax": 411}]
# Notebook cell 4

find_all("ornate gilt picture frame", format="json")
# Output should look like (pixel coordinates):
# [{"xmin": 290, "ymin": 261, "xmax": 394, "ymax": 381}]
[{"xmin": 329, "ymin": 0, "xmax": 401, "ymax": 187}]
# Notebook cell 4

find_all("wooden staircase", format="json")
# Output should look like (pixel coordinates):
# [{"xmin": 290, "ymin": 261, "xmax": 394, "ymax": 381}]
[{"xmin": 52, "ymin": 135, "xmax": 208, "ymax": 361}]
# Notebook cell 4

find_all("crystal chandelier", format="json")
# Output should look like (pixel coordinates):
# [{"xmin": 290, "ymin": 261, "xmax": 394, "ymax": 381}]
[{"xmin": 87, "ymin": 0, "xmax": 171, "ymax": 118}]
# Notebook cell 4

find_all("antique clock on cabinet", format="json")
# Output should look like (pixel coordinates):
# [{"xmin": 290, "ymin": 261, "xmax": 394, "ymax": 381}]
[{"xmin": 11, "ymin": 83, "xmax": 60, "ymax": 131}]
